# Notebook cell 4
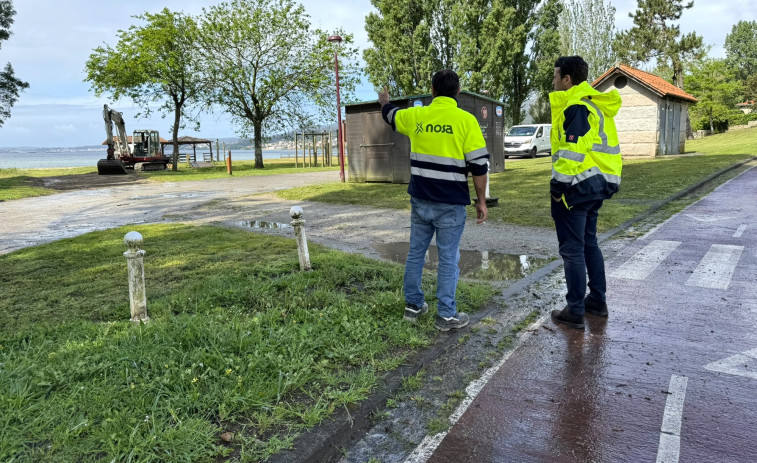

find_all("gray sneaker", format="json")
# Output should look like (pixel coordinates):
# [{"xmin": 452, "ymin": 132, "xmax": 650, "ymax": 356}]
[
  {"xmin": 404, "ymin": 302, "xmax": 429, "ymax": 322},
  {"xmin": 434, "ymin": 312, "xmax": 470, "ymax": 331}
]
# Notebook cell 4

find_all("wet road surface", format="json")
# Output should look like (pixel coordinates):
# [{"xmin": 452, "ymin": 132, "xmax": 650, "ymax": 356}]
[{"xmin": 421, "ymin": 166, "xmax": 757, "ymax": 462}]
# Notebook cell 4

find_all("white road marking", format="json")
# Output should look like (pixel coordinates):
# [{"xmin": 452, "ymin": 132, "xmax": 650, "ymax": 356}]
[
  {"xmin": 656, "ymin": 374, "xmax": 688, "ymax": 463},
  {"xmin": 704, "ymin": 348, "xmax": 757, "ymax": 380},
  {"xmin": 610, "ymin": 240, "xmax": 681, "ymax": 280},
  {"xmin": 733, "ymin": 224, "xmax": 747, "ymax": 238},
  {"xmin": 685, "ymin": 244, "xmax": 744, "ymax": 290},
  {"xmin": 403, "ymin": 314, "xmax": 549, "ymax": 463}
]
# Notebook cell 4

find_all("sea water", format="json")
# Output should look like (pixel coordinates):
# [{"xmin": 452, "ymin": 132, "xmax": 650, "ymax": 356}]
[{"xmin": 0, "ymin": 147, "xmax": 303, "ymax": 170}]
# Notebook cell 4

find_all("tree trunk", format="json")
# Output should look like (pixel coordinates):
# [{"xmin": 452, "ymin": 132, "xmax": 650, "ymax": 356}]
[
  {"xmin": 171, "ymin": 107, "xmax": 181, "ymax": 171},
  {"xmin": 254, "ymin": 121, "xmax": 264, "ymax": 169},
  {"xmin": 709, "ymin": 111, "xmax": 714, "ymax": 133}
]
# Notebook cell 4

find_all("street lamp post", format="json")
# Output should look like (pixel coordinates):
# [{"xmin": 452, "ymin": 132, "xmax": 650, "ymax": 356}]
[{"xmin": 327, "ymin": 34, "xmax": 346, "ymax": 182}]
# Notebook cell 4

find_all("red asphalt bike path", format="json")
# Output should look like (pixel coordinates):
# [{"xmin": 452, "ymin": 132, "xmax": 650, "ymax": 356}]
[{"xmin": 426, "ymin": 166, "xmax": 757, "ymax": 462}]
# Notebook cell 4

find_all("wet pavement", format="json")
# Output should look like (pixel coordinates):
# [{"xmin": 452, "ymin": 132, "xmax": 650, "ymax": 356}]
[{"xmin": 415, "ymin": 166, "xmax": 757, "ymax": 462}]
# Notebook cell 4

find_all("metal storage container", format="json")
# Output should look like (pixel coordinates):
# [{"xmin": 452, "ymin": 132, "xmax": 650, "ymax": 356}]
[{"xmin": 345, "ymin": 91, "xmax": 505, "ymax": 183}]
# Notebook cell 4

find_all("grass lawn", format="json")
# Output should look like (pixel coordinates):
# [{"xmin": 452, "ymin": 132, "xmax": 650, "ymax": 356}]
[
  {"xmin": 0, "ymin": 224, "xmax": 493, "ymax": 462},
  {"xmin": 279, "ymin": 128, "xmax": 757, "ymax": 232}
]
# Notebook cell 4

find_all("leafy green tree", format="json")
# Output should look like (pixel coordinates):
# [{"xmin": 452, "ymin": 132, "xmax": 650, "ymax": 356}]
[
  {"xmin": 0, "ymin": 0, "xmax": 28, "ymax": 128},
  {"xmin": 685, "ymin": 58, "xmax": 743, "ymax": 132},
  {"xmin": 558, "ymin": 0, "xmax": 618, "ymax": 81},
  {"xmin": 614, "ymin": 0, "xmax": 705, "ymax": 89},
  {"xmin": 746, "ymin": 73, "xmax": 757, "ymax": 101},
  {"xmin": 195, "ymin": 0, "xmax": 358, "ymax": 169},
  {"xmin": 84, "ymin": 9, "xmax": 203, "ymax": 170},
  {"xmin": 363, "ymin": 0, "xmax": 439, "ymax": 96},
  {"xmin": 725, "ymin": 20, "xmax": 757, "ymax": 82},
  {"xmin": 528, "ymin": 0, "xmax": 563, "ymax": 102}
]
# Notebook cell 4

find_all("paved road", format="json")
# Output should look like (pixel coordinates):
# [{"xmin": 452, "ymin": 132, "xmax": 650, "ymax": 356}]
[
  {"xmin": 416, "ymin": 166, "xmax": 757, "ymax": 462},
  {"xmin": 0, "ymin": 171, "xmax": 339, "ymax": 255}
]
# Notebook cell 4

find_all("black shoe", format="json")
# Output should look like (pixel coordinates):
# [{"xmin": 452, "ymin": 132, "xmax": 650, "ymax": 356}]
[
  {"xmin": 584, "ymin": 297, "xmax": 608, "ymax": 317},
  {"xmin": 434, "ymin": 312, "xmax": 470, "ymax": 331},
  {"xmin": 403, "ymin": 302, "xmax": 428, "ymax": 322},
  {"xmin": 551, "ymin": 306, "xmax": 585, "ymax": 329}
]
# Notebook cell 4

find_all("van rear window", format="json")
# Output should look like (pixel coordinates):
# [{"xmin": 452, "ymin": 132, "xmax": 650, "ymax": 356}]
[{"xmin": 507, "ymin": 126, "xmax": 536, "ymax": 136}]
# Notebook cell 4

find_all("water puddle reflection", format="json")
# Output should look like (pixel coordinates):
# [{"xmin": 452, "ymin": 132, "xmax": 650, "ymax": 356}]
[
  {"xmin": 373, "ymin": 242, "xmax": 552, "ymax": 281},
  {"xmin": 239, "ymin": 220, "xmax": 291, "ymax": 229}
]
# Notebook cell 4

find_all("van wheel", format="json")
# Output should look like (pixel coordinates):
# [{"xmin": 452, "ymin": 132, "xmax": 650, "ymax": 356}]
[{"xmin": 530, "ymin": 147, "xmax": 537, "ymax": 158}]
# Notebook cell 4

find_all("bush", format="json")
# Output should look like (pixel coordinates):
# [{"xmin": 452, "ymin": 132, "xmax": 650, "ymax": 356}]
[{"xmin": 728, "ymin": 110, "xmax": 757, "ymax": 126}]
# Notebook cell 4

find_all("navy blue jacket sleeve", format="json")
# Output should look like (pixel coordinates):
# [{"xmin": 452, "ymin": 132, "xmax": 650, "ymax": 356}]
[{"xmin": 381, "ymin": 103, "xmax": 398, "ymax": 131}]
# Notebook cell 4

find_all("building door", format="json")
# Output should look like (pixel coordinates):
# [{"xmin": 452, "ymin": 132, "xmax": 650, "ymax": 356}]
[{"xmin": 658, "ymin": 102, "xmax": 668, "ymax": 155}]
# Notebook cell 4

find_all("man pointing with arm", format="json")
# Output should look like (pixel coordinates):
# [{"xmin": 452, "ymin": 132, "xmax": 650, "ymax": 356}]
[{"xmin": 378, "ymin": 69, "xmax": 489, "ymax": 331}]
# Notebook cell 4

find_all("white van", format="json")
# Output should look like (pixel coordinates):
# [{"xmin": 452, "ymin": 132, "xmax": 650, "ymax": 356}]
[{"xmin": 504, "ymin": 124, "xmax": 551, "ymax": 158}]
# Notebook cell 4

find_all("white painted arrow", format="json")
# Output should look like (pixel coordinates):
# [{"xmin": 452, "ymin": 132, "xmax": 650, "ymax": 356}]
[{"xmin": 703, "ymin": 348, "xmax": 757, "ymax": 380}]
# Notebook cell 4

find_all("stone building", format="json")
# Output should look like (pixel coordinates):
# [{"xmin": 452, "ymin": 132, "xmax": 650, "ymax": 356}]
[{"xmin": 592, "ymin": 64, "xmax": 697, "ymax": 157}]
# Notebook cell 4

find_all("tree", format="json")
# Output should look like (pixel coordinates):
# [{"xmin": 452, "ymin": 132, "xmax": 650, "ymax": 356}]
[
  {"xmin": 614, "ymin": 0, "xmax": 705, "ymax": 89},
  {"xmin": 725, "ymin": 20, "xmax": 757, "ymax": 82},
  {"xmin": 0, "ymin": 0, "xmax": 28, "ymax": 128},
  {"xmin": 559, "ymin": 0, "xmax": 618, "ymax": 82},
  {"xmin": 85, "ymin": 9, "xmax": 204, "ymax": 171},
  {"xmin": 685, "ymin": 58, "xmax": 743, "ymax": 132},
  {"xmin": 195, "ymin": 0, "xmax": 359, "ymax": 169},
  {"xmin": 363, "ymin": 0, "xmax": 440, "ymax": 96},
  {"xmin": 528, "ymin": 0, "xmax": 563, "ymax": 103}
]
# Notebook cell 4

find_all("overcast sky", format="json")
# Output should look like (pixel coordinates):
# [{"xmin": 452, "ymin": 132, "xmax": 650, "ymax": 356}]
[{"xmin": 0, "ymin": 0, "xmax": 753, "ymax": 148}]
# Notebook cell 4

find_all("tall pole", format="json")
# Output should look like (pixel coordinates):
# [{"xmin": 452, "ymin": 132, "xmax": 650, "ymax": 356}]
[{"xmin": 328, "ymin": 35, "xmax": 346, "ymax": 182}]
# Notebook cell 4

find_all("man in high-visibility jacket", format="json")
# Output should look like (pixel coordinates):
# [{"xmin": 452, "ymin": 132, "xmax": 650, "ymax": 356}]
[
  {"xmin": 549, "ymin": 56, "xmax": 622, "ymax": 330},
  {"xmin": 378, "ymin": 69, "xmax": 489, "ymax": 331}
]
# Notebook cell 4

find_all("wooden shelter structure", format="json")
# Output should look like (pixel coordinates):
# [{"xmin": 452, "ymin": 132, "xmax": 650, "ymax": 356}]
[{"xmin": 160, "ymin": 136, "xmax": 215, "ymax": 163}]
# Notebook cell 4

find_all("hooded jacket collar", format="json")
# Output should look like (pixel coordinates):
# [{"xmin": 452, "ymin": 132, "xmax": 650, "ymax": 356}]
[{"xmin": 550, "ymin": 81, "xmax": 621, "ymax": 117}]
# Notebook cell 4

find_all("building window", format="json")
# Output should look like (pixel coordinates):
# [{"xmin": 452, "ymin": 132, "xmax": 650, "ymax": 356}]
[{"xmin": 614, "ymin": 76, "xmax": 628, "ymax": 89}]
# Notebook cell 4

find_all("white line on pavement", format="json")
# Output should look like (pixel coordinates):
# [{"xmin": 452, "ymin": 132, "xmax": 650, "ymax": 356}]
[
  {"xmin": 656, "ymin": 374, "xmax": 688, "ymax": 463},
  {"xmin": 685, "ymin": 244, "xmax": 744, "ymax": 290},
  {"xmin": 733, "ymin": 224, "xmax": 747, "ymax": 238},
  {"xmin": 610, "ymin": 240, "xmax": 681, "ymax": 280},
  {"xmin": 403, "ymin": 314, "xmax": 549, "ymax": 463},
  {"xmin": 704, "ymin": 348, "xmax": 757, "ymax": 380}
]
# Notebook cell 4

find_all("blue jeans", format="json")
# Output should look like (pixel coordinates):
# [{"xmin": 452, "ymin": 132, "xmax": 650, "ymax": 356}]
[
  {"xmin": 404, "ymin": 197, "xmax": 467, "ymax": 318},
  {"xmin": 551, "ymin": 197, "xmax": 606, "ymax": 316}
]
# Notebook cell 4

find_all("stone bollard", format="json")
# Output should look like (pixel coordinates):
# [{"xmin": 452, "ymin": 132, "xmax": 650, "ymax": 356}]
[
  {"xmin": 123, "ymin": 231, "xmax": 150, "ymax": 323},
  {"xmin": 290, "ymin": 206, "xmax": 312, "ymax": 271}
]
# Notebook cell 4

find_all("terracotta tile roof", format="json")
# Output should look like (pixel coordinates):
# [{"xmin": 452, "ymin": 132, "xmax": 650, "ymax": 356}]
[
  {"xmin": 592, "ymin": 64, "xmax": 698, "ymax": 103},
  {"xmin": 736, "ymin": 100, "xmax": 755, "ymax": 106}
]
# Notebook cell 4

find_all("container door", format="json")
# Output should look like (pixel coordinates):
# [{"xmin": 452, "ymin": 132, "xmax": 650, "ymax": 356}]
[{"xmin": 361, "ymin": 111, "xmax": 393, "ymax": 182}]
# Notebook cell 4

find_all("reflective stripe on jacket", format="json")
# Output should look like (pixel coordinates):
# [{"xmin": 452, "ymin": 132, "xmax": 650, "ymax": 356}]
[
  {"xmin": 383, "ymin": 96, "xmax": 489, "ymax": 205},
  {"xmin": 549, "ymin": 81, "xmax": 622, "ymax": 207}
]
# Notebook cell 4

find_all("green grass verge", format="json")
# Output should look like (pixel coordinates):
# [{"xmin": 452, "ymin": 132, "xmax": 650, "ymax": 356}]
[
  {"xmin": 279, "ymin": 128, "xmax": 757, "ymax": 232},
  {"xmin": 0, "ymin": 167, "xmax": 97, "ymax": 201},
  {"xmin": 0, "ymin": 224, "xmax": 493, "ymax": 462},
  {"xmin": 143, "ymin": 158, "xmax": 340, "ymax": 183}
]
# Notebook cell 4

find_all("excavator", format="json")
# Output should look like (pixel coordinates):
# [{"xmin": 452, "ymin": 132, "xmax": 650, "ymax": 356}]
[{"xmin": 98, "ymin": 104, "xmax": 171, "ymax": 175}]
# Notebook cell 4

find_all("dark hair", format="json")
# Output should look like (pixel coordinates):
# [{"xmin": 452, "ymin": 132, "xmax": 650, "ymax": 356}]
[
  {"xmin": 554, "ymin": 56, "xmax": 589, "ymax": 85},
  {"xmin": 432, "ymin": 69, "xmax": 460, "ymax": 98}
]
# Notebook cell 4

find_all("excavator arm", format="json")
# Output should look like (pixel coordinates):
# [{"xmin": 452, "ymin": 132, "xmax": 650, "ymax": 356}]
[
  {"xmin": 103, "ymin": 104, "xmax": 130, "ymax": 158},
  {"xmin": 98, "ymin": 104, "xmax": 130, "ymax": 174}
]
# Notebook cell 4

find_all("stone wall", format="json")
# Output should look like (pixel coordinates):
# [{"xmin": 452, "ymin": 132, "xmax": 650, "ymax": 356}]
[{"xmin": 613, "ymin": 82, "xmax": 659, "ymax": 157}]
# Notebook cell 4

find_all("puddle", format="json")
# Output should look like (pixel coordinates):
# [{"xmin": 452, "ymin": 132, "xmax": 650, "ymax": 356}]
[
  {"xmin": 239, "ymin": 220, "xmax": 291, "ymax": 229},
  {"xmin": 373, "ymin": 242, "xmax": 553, "ymax": 281}
]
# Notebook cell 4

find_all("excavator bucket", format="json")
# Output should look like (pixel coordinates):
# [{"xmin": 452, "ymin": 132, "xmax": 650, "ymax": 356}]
[{"xmin": 97, "ymin": 158, "xmax": 128, "ymax": 175}]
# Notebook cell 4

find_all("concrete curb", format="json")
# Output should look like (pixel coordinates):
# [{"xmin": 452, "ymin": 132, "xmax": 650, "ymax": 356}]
[{"xmin": 268, "ymin": 157, "xmax": 756, "ymax": 463}]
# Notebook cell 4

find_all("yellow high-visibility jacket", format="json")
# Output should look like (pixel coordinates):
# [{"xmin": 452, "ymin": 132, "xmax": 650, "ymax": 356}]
[{"xmin": 549, "ymin": 81, "xmax": 622, "ymax": 207}]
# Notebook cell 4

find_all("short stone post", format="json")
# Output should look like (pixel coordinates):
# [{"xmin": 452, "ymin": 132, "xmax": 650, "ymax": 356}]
[
  {"xmin": 290, "ymin": 206, "xmax": 311, "ymax": 271},
  {"xmin": 123, "ymin": 231, "xmax": 149, "ymax": 323}
]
